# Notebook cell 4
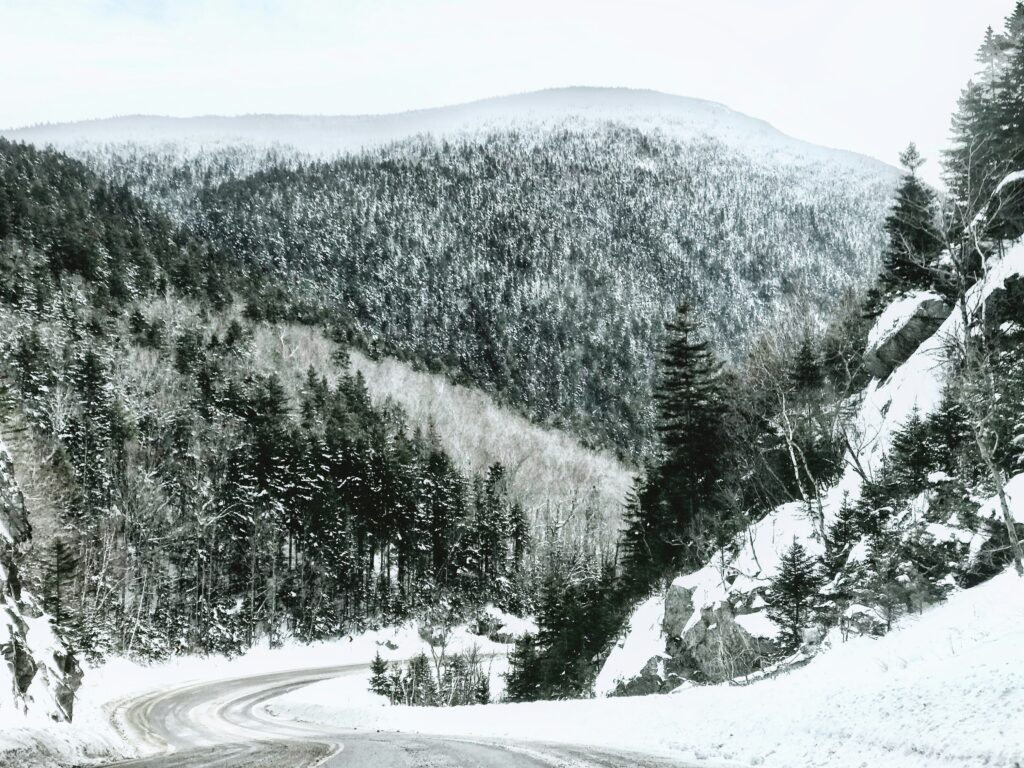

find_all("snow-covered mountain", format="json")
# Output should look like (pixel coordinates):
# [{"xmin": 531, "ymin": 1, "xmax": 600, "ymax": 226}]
[
  {"xmin": 2, "ymin": 87, "xmax": 891, "ymax": 173},
  {"xmin": 30, "ymin": 90, "xmax": 895, "ymax": 457}
]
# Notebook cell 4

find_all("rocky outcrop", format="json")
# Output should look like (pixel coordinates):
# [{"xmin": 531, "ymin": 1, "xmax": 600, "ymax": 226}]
[
  {"xmin": 864, "ymin": 293, "xmax": 951, "ymax": 380},
  {"xmin": 660, "ymin": 582, "xmax": 775, "ymax": 685},
  {"xmin": 609, "ymin": 582, "xmax": 777, "ymax": 695},
  {"xmin": 0, "ymin": 435, "xmax": 82, "ymax": 722}
]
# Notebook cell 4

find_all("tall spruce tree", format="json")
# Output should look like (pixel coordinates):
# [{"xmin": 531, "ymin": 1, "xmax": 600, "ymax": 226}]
[
  {"xmin": 872, "ymin": 144, "xmax": 943, "ymax": 308},
  {"xmin": 789, "ymin": 336, "xmax": 824, "ymax": 393},
  {"xmin": 369, "ymin": 651, "xmax": 392, "ymax": 698},
  {"xmin": 654, "ymin": 303, "xmax": 726, "ymax": 547},
  {"xmin": 621, "ymin": 302, "xmax": 726, "ymax": 586}
]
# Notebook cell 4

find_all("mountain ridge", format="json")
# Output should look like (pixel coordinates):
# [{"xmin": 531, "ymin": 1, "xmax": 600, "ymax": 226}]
[{"xmin": 1, "ymin": 87, "xmax": 894, "ymax": 173}]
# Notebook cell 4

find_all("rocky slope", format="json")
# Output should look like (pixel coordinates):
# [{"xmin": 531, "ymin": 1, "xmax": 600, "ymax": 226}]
[
  {"xmin": 596, "ymin": 239, "xmax": 1024, "ymax": 695},
  {"xmin": 0, "ymin": 433, "xmax": 80, "ymax": 722}
]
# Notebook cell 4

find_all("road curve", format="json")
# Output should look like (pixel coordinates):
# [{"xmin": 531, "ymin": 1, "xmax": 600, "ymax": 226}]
[{"xmin": 102, "ymin": 663, "xmax": 691, "ymax": 767}]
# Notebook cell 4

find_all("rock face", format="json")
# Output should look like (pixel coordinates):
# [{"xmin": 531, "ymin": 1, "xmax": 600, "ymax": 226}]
[
  {"xmin": 660, "ymin": 582, "xmax": 774, "ymax": 685},
  {"xmin": 864, "ymin": 294, "xmax": 951, "ymax": 380},
  {"xmin": 610, "ymin": 582, "xmax": 776, "ymax": 695},
  {"xmin": 0, "ymin": 435, "xmax": 82, "ymax": 722}
]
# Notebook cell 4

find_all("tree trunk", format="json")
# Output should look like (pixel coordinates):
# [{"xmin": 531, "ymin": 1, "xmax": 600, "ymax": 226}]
[{"xmin": 977, "ymin": 436, "xmax": 1024, "ymax": 576}]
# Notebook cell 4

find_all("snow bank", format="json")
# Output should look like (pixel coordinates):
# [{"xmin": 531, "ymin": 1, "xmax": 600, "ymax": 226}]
[{"xmin": 270, "ymin": 567, "xmax": 1024, "ymax": 768}]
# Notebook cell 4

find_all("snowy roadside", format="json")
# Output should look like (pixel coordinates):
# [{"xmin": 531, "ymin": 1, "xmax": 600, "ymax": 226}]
[
  {"xmin": 268, "ymin": 569, "xmax": 1024, "ymax": 768},
  {"xmin": 0, "ymin": 618, "xmax": 516, "ymax": 767}
]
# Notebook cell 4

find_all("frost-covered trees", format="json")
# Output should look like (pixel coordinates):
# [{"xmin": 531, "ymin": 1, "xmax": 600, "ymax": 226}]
[
  {"xmin": 78, "ymin": 128, "xmax": 891, "ymax": 457},
  {"xmin": 0, "ymin": 140, "xmax": 538, "ymax": 659},
  {"xmin": 944, "ymin": 4, "xmax": 1024, "ymax": 239},
  {"xmin": 368, "ymin": 648, "xmax": 491, "ymax": 707}
]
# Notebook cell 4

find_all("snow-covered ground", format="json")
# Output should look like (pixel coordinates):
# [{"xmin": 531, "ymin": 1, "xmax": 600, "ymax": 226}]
[
  {"xmin": 0, "ymin": 620, "xmax": 515, "ymax": 767},
  {"xmin": 269, "ymin": 566, "xmax": 1023, "ymax": 768}
]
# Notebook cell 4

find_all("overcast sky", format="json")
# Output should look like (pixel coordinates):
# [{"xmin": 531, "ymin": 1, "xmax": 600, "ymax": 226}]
[{"xmin": 0, "ymin": 0, "xmax": 1013, "ymax": 180}]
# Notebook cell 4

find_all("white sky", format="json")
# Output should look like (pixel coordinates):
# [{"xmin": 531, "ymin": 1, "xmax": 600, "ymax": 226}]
[{"xmin": 0, "ymin": 0, "xmax": 1013, "ymax": 181}]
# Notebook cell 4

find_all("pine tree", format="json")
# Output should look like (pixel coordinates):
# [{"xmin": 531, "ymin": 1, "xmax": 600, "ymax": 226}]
[
  {"xmin": 944, "ymin": 6, "xmax": 1024, "ymax": 228},
  {"xmin": 654, "ymin": 302, "xmax": 724, "ymax": 460},
  {"xmin": 621, "ymin": 302, "xmax": 727, "ymax": 585},
  {"xmin": 824, "ymin": 496, "xmax": 860, "ymax": 578},
  {"xmin": 990, "ymin": 8, "xmax": 1024, "ymax": 238},
  {"xmin": 503, "ymin": 634, "xmax": 540, "ymax": 702},
  {"xmin": 41, "ymin": 538, "xmax": 79, "ymax": 628},
  {"xmin": 369, "ymin": 650, "xmax": 392, "ymax": 699},
  {"xmin": 789, "ymin": 336, "xmax": 824, "ymax": 393},
  {"xmin": 873, "ymin": 144, "xmax": 943, "ymax": 307},
  {"xmin": 474, "ymin": 672, "xmax": 490, "ymax": 705},
  {"xmin": 765, "ymin": 541, "xmax": 823, "ymax": 653},
  {"xmin": 619, "ymin": 471, "xmax": 672, "ymax": 594},
  {"xmin": 884, "ymin": 408, "xmax": 938, "ymax": 494},
  {"xmin": 405, "ymin": 652, "xmax": 438, "ymax": 706}
]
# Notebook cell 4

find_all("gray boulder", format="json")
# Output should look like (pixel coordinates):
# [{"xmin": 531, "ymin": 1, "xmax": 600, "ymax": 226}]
[
  {"xmin": 864, "ymin": 295, "xmax": 950, "ymax": 379},
  {"xmin": 660, "ymin": 582, "xmax": 774, "ymax": 684},
  {"xmin": 662, "ymin": 581, "xmax": 695, "ymax": 638}
]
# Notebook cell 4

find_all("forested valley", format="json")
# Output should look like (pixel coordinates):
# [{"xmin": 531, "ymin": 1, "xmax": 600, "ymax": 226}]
[
  {"xmin": 0, "ymin": 141, "xmax": 535, "ymax": 661},
  {"xmin": 82, "ymin": 128, "xmax": 893, "ymax": 457},
  {"xmin": 2, "ymin": 3, "xmax": 1023, "ymax": 714}
]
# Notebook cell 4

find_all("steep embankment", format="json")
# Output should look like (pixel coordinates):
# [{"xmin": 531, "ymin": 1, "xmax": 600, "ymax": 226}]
[
  {"xmin": 598, "ymin": 239, "xmax": 1024, "ymax": 695},
  {"xmin": 0, "ymin": 434, "xmax": 80, "ymax": 724}
]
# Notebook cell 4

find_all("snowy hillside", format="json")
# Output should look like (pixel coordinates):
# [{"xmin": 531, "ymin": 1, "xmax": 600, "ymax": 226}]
[
  {"xmin": 596, "ymin": 238, "xmax": 1024, "ymax": 696},
  {"xmin": 230, "ymin": 312, "xmax": 633, "ymax": 550},
  {"xmin": 2, "ymin": 87, "xmax": 892, "ymax": 174},
  {"xmin": 346, "ymin": 350, "xmax": 634, "ymax": 551},
  {"xmin": 267, "ymin": 566, "xmax": 1024, "ymax": 768}
]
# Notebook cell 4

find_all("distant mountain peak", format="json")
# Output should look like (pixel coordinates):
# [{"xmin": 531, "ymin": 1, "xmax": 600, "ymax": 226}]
[{"xmin": 2, "ymin": 87, "xmax": 891, "ymax": 172}]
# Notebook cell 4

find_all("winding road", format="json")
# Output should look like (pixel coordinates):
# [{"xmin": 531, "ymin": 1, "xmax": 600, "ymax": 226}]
[{"xmin": 103, "ymin": 663, "xmax": 691, "ymax": 767}]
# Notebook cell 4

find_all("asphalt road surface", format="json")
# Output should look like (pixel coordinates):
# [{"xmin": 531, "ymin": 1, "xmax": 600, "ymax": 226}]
[{"xmin": 100, "ymin": 663, "xmax": 691, "ymax": 767}]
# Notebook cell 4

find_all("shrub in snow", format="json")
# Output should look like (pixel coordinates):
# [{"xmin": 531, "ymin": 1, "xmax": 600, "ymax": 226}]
[{"xmin": 369, "ymin": 647, "xmax": 491, "ymax": 707}]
